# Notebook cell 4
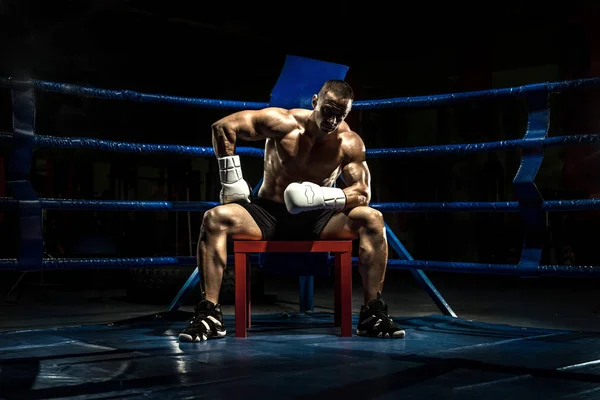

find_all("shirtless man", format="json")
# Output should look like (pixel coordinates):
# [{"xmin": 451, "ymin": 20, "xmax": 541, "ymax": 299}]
[{"xmin": 178, "ymin": 80, "xmax": 405, "ymax": 341}]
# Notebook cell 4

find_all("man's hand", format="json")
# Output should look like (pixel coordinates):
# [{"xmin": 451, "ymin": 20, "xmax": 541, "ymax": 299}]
[
  {"xmin": 284, "ymin": 182, "xmax": 346, "ymax": 214},
  {"xmin": 218, "ymin": 155, "xmax": 251, "ymax": 204}
]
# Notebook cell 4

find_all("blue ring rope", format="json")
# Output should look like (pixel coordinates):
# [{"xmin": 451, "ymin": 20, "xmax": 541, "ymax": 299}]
[
  {"xmin": 352, "ymin": 77, "xmax": 600, "ymax": 109},
  {"xmin": 2, "ymin": 76, "xmax": 600, "ymax": 110},
  {"xmin": 1, "ymin": 132, "xmax": 599, "ymax": 158},
  {"xmin": 2, "ymin": 74, "xmax": 600, "ymax": 278},
  {"xmin": 0, "ymin": 132, "xmax": 265, "ymax": 157},
  {"xmin": 0, "ymin": 256, "xmax": 597, "ymax": 277},
  {"xmin": 2, "ymin": 198, "xmax": 600, "ymax": 213},
  {"xmin": 0, "ymin": 78, "xmax": 269, "ymax": 110}
]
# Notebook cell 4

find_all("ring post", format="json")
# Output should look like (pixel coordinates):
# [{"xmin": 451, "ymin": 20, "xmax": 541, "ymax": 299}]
[
  {"xmin": 513, "ymin": 89, "xmax": 550, "ymax": 275},
  {"xmin": 6, "ymin": 79, "xmax": 43, "ymax": 272}
]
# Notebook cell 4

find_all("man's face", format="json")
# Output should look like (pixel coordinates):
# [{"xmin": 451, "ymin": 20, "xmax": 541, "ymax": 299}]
[{"xmin": 312, "ymin": 91, "xmax": 352, "ymax": 133}]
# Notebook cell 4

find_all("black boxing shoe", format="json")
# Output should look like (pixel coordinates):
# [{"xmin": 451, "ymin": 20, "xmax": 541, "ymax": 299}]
[
  {"xmin": 356, "ymin": 294, "xmax": 406, "ymax": 339},
  {"xmin": 179, "ymin": 300, "xmax": 226, "ymax": 342}
]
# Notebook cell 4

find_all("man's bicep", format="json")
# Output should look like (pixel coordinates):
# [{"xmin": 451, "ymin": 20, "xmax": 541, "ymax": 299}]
[
  {"xmin": 229, "ymin": 108, "xmax": 298, "ymax": 141},
  {"xmin": 217, "ymin": 110, "xmax": 265, "ymax": 141},
  {"xmin": 214, "ymin": 107, "xmax": 298, "ymax": 144},
  {"xmin": 342, "ymin": 134, "xmax": 370, "ymax": 184}
]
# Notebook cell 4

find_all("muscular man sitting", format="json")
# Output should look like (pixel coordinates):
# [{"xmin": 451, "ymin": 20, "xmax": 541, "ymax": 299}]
[{"xmin": 178, "ymin": 80, "xmax": 405, "ymax": 341}]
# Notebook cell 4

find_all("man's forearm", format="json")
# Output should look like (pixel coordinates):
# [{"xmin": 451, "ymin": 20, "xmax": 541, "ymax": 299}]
[
  {"xmin": 343, "ymin": 187, "xmax": 370, "ymax": 209},
  {"xmin": 211, "ymin": 123, "xmax": 236, "ymax": 157}
]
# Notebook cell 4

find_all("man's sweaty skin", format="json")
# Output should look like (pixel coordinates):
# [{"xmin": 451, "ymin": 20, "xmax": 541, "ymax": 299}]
[
  {"xmin": 178, "ymin": 83, "xmax": 405, "ymax": 342},
  {"xmin": 203, "ymin": 90, "xmax": 386, "ymax": 307},
  {"xmin": 211, "ymin": 95, "xmax": 370, "ymax": 209},
  {"xmin": 206, "ymin": 92, "xmax": 388, "ymax": 304}
]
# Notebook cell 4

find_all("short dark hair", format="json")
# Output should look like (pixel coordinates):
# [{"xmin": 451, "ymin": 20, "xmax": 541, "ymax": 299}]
[{"xmin": 318, "ymin": 79, "xmax": 354, "ymax": 101}]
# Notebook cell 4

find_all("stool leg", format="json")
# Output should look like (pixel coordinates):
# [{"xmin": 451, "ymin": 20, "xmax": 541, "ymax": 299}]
[
  {"xmin": 334, "ymin": 260, "xmax": 341, "ymax": 327},
  {"xmin": 335, "ymin": 251, "xmax": 353, "ymax": 337},
  {"xmin": 235, "ymin": 252, "xmax": 248, "ymax": 338},
  {"xmin": 246, "ymin": 255, "xmax": 251, "ymax": 328}
]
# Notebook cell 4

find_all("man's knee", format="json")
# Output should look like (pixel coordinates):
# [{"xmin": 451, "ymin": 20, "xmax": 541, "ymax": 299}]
[
  {"xmin": 352, "ymin": 206, "xmax": 385, "ymax": 231},
  {"xmin": 201, "ymin": 205, "xmax": 239, "ymax": 233}
]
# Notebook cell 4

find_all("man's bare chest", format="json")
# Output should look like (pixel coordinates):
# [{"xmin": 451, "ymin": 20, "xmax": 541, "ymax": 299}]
[{"xmin": 274, "ymin": 135, "xmax": 343, "ymax": 171}]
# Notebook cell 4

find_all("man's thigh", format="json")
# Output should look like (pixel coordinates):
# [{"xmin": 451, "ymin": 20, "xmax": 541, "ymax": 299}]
[{"xmin": 319, "ymin": 209, "xmax": 361, "ymax": 240}]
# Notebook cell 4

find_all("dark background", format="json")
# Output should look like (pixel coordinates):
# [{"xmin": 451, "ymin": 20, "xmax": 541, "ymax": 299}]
[{"xmin": 1, "ymin": 0, "xmax": 600, "ymax": 297}]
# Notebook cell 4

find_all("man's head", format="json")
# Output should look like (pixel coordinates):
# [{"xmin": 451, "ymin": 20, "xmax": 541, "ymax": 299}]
[{"xmin": 312, "ymin": 80, "xmax": 354, "ymax": 133}]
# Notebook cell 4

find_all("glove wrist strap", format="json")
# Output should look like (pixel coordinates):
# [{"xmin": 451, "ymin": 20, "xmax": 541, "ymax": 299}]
[
  {"xmin": 218, "ymin": 155, "xmax": 243, "ymax": 184},
  {"xmin": 321, "ymin": 186, "xmax": 346, "ymax": 210}
]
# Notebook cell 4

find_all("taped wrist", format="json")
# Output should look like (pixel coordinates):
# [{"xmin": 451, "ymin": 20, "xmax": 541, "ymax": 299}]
[{"xmin": 218, "ymin": 155, "xmax": 243, "ymax": 184}]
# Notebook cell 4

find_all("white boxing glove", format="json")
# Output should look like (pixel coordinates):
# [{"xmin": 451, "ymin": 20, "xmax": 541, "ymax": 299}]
[
  {"xmin": 218, "ymin": 155, "xmax": 251, "ymax": 204},
  {"xmin": 284, "ymin": 181, "xmax": 346, "ymax": 214}
]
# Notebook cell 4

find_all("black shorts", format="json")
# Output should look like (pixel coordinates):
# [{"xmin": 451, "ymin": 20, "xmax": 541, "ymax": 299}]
[{"xmin": 237, "ymin": 197, "xmax": 337, "ymax": 241}]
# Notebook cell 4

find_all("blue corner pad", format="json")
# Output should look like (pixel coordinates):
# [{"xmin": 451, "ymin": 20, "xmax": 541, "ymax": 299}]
[
  {"xmin": 269, "ymin": 55, "xmax": 350, "ymax": 109},
  {"xmin": 8, "ymin": 80, "xmax": 43, "ymax": 271}
]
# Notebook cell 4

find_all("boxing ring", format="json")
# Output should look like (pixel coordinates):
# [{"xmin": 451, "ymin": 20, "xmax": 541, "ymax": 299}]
[{"xmin": 2, "ymin": 55, "xmax": 600, "ymax": 398}]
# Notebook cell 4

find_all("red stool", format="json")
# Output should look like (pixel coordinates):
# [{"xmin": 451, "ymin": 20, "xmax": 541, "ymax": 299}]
[{"xmin": 233, "ymin": 240, "xmax": 353, "ymax": 338}]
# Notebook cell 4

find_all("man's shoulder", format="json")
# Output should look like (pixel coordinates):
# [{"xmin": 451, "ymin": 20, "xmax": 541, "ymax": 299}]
[
  {"xmin": 258, "ymin": 106, "xmax": 293, "ymax": 115},
  {"xmin": 338, "ymin": 127, "xmax": 366, "ymax": 159},
  {"xmin": 255, "ymin": 108, "xmax": 304, "ymax": 130},
  {"xmin": 338, "ymin": 125, "xmax": 364, "ymax": 145},
  {"xmin": 260, "ymin": 107, "xmax": 309, "ymax": 121},
  {"xmin": 288, "ymin": 108, "xmax": 311, "ymax": 119}
]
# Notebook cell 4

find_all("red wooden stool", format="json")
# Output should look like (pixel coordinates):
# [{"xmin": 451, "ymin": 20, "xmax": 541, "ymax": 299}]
[{"xmin": 233, "ymin": 240, "xmax": 353, "ymax": 338}]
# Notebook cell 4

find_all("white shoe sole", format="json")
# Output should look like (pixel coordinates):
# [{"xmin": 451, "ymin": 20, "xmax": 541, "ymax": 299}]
[
  {"xmin": 178, "ymin": 330, "xmax": 227, "ymax": 342},
  {"xmin": 356, "ymin": 329, "xmax": 405, "ymax": 338}
]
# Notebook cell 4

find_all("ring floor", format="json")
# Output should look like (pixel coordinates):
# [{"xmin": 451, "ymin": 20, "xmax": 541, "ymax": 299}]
[{"xmin": 1, "ymin": 269, "xmax": 600, "ymax": 399}]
